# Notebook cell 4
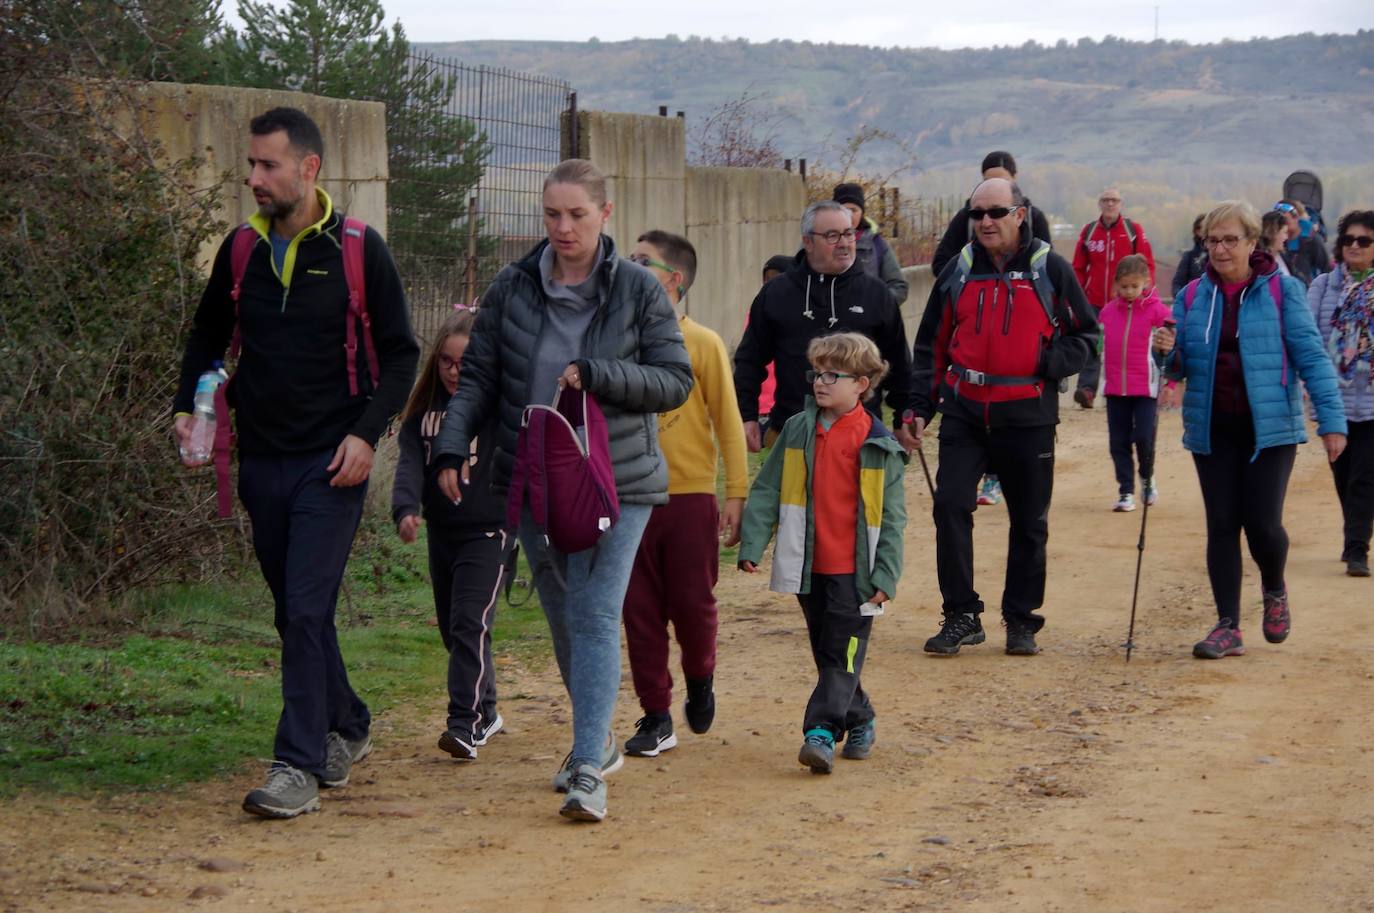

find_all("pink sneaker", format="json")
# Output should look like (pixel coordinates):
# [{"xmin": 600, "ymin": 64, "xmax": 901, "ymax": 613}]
[
  {"xmin": 1193, "ymin": 621, "xmax": 1245, "ymax": 659},
  {"xmin": 1262, "ymin": 589, "xmax": 1290, "ymax": 643}
]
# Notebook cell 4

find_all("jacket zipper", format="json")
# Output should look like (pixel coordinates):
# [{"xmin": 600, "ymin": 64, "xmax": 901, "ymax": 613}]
[
  {"xmin": 975, "ymin": 288, "xmax": 986, "ymax": 334},
  {"xmin": 1121, "ymin": 304, "xmax": 1133, "ymax": 394}
]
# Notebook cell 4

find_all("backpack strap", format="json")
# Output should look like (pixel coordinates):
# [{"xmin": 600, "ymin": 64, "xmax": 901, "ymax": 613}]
[
  {"xmin": 341, "ymin": 217, "xmax": 378, "ymax": 396},
  {"xmin": 1123, "ymin": 218, "xmax": 1138, "ymax": 252},
  {"xmin": 1269, "ymin": 272, "xmax": 1288, "ymax": 386},
  {"xmin": 227, "ymin": 224, "xmax": 256, "ymax": 361},
  {"xmin": 945, "ymin": 240, "xmax": 1058, "ymax": 328},
  {"xmin": 1182, "ymin": 278, "xmax": 1201, "ymax": 313},
  {"xmin": 213, "ymin": 225, "xmax": 258, "ymax": 520}
]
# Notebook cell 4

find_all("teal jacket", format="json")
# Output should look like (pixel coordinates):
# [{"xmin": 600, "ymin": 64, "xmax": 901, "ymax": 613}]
[{"xmin": 739, "ymin": 398, "xmax": 907, "ymax": 600}]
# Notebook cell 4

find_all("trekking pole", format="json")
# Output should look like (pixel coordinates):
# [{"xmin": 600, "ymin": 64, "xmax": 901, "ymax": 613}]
[
  {"xmin": 1125, "ymin": 319, "xmax": 1174, "ymax": 662},
  {"xmin": 916, "ymin": 445, "xmax": 937, "ymax": 499}
]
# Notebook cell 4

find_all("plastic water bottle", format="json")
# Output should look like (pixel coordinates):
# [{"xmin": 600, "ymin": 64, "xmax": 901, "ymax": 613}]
[{"xmin": 180, "ymin": 362, "xmax": 227, "ymax": 466}]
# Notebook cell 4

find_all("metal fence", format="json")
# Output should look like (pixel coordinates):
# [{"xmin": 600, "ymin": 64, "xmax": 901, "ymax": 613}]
[{"xmin": 384, "ymin": 53, "xmax": 572, "ymax": 344}]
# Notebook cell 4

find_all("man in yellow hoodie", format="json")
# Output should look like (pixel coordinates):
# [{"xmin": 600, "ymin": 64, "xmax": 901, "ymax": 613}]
[{"xmin": 620, "ymin": 230, "xmax": 749, "ymax": 758}]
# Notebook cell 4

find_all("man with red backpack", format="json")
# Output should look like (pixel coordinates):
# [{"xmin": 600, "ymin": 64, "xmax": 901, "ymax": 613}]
[
  {"xmin": 898, "ymin": 178, "xmax": 1098, "ymax": 657},
  {"xmin": 1072, "ymin": 187, "xmax": 1156, "ymax": 407},
  {"xmin": 172, "ymin": 107, "xmax": 418, "ymax": 819}
]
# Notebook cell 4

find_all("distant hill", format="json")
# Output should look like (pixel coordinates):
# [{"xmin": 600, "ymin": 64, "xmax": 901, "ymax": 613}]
[{"xmin": 419, "ymin": 32, "xmax": 1374, "ymax": 253}]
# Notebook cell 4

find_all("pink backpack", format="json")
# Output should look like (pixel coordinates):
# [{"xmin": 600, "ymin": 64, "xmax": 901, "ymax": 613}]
[{"xmin": 506, "ymin": 385, "xmax": 620, "ymax": 553}]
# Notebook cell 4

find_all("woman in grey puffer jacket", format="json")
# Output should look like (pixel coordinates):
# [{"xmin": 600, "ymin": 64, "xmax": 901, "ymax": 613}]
[
  {"xmin": 436, "ymin": 159, "xmax": 692, "ymax": 822},
  {"xmin": 1309, "ymin": 209, "xmax": 1374, "ymax": 577}
]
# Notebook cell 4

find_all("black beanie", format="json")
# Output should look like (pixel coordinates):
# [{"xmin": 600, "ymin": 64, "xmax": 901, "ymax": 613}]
[
  {"xmin": 763, "ymin": 254, "xmax": 793, "ymax": 276},
  {"xmin": 831, "ymin": 182, "xmax": 866, "ymax": 211}
]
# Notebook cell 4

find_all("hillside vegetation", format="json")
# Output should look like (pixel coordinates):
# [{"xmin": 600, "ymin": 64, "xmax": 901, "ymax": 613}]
[{"xmin": 421, "ymin": 32, "xmax": 1374, "ymax": 253}]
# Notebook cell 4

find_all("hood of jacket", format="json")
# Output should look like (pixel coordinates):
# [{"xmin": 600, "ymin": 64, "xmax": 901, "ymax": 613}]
[
  {"xmin": 513, "ymin": 234, "xmax": 621, "ymax": 304},
  {"xmin": 1107, "ymin": 284, "xmax": 1164, "ymax": 315}
]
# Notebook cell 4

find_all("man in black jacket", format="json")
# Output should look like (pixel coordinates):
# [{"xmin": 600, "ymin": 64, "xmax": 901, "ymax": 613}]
[
  {"xmin": 930, "ymin": 150, "xmax": 1053, "ymax": 277},
  {"xmin": 734, "ymin": 200, "xmax": 910, "ymax": 451},
  {"xmin": 173, "ymin": 108, "xmax": 419, "ymax": 819},
  {"xmin": 898, "ymin": 178, "xmax": 1097, "ymax": 657}
]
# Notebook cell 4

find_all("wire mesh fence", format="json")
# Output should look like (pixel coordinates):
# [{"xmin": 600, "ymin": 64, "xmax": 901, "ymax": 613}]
[{"xmin": 383, "ymin": 53, "xmax": 572, "ymax": 344}]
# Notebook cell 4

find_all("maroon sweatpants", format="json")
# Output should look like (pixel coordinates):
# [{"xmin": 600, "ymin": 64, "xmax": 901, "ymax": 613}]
[{"xmin": 622, "ymin": 493, "xmax": 720, "ymax": 714}]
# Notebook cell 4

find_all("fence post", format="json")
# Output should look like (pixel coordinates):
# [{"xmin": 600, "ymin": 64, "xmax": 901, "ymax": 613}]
[
  {"xmin": 463, "ymin": 195, "xmax": 479, "ymax": 306},
  {"xmin": 892, "ymin": 187, "xmax": 901, "ymax": 239},
  {"xmin": 567, "ymin": 90, "xmax": 579, "ymax": 159},
  {"xmin": 800, "ymin": 158, "xmax": 807, "ymax": 180}
]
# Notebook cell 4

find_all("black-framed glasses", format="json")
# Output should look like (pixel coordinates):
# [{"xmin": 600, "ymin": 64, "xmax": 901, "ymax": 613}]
[
  {"xmin": 628, "ymin": 253, "xmax": 676, "ymax": 272},
  {"xmin": 1204, "ymin": 235, "xmax": 1245, "ymax": 250},
  {"xmin": 807, "ymin": 228, "xmax": 857, "ymax": 244},
  {"xmin": 1338, "ymin": 235, "xmax": 1374, "ymax": 249},
  {"xmin": 968, "ymin": 206, "xmax": 1020, "ymax": 222},
  {"xmin": 805, "ymin": 370, "xmax": 858, "ymax": 385},
  {"xmin": 438, "ymin": 354, "xmax": 463, "ymax": 373}
]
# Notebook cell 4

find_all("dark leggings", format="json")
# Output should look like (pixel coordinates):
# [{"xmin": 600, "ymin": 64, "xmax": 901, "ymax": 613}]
[
  {"xmin": 1330, "ymin": 419, "xmax": 1374, "ymax": 561},
  {"xmin": 1105, "ymin": 395, "xmax": 1158, "ymax": 495},
  {"xmin": 1192, "ymin": 417, "xmax": 1296, "ymax": 625}
]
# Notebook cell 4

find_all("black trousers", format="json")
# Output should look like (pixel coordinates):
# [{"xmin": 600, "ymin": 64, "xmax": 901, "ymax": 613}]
[
  {"xmin": 1330, "ymin": 419, "xmax": 1374, "ymax": 561},
  {"xmin": 1105, "ymin": 395, "xmax": 1158, "ymax": 495},
  {"xmin": 1192, "ymin": 416, "xmax": 1296, "ymax": 624},
  {"xmin": 239, "ymin": 449, "xmax": 370, "ymax": 778},
  {"xmin": 428, "ymin": 527, "xmax": 506, "ymax": 738},
  {"xmin": 796, "ymin": 574, "xmax": 874, "ymax": 739},
  {"xmin": 933, "ymin": 415, "xmax": 1056, "ymax": 627}
]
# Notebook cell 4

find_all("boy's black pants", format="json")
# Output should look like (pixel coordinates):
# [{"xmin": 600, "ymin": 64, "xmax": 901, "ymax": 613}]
[
  {"xmin": 797, "ymin": 573, "xmax": 874, "ymax": 739},
  {"xmin": 932, "ymin": 415, "xmax": 1056, "ymax": 627}
]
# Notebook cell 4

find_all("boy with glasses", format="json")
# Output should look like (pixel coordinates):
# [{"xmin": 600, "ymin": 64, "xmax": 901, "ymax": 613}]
[
  {"xmin": 739, "ymin": 333, "xmax": 907, "ymax": 774},
  {"xmin": 620, "ymin": 231, "xmax": 749, "ymax": 758}
]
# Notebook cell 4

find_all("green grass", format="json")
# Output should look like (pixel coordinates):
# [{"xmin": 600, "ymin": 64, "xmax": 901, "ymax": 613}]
[{"xmin": 0, "ymin": 524, "xmax": 549, "ymax": 798}]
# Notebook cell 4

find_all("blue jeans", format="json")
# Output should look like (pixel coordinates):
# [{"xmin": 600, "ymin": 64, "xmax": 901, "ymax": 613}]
[{"xmin": 520, "ymin": 503, "xmax": 652, "ymax": 767}]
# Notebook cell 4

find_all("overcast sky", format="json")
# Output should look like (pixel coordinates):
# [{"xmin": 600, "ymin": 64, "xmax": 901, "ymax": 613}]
[{"xmin": 261, "ymin": 0, "xmax": 1373, "ymax": 48}]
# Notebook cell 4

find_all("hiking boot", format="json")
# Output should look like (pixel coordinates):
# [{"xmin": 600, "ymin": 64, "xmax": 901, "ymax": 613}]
[
  {"xmin": 1262, "ymin": 589, "xmax": 1291, "ymax": 643},
  {"xmin": 798, "ymin": 729, "xmax": 835, "ymax": 774},
  {"xmin": 559, "ymin": 762, "xmax": 608, "ymax": 822},
  {"xmin": 1113, "ymin": 492, "xmax": 1136, "ymax": 512},
  {"xmin": 321, "ymin": 731, "xmax": 372, "ymax": 787},
  {"xmin": 473, "ymin": 713, "xmax": 504, "ymax": 746},
  {"xmin": 976, "ymin": 476, "xmax": 1003, "ymax": 506},
  {"xmin": 438, "ymin": 730, "xmax": 477, "ymax": 761},
  {"xmin": 553, "ymin": 735, "xmax": 623, "ymax": 793},
  {"xmin": 840, "ymin": 720, "xmax": 875, "ymax": 760},
  {"xmin": 1074, "ymin": 386, "xmax": 1095, "ymax": 409},
  {"xmin": 1193, "ymin": 621, "xmax": 1245, "ymax": 659},
  {"xmin": 242, "ymin": 763, "xmax": 320, "ymax": 819},
  {"xmin": 1143, "ymin": 478, "xmax": 1159, "ymax": 507},
  {"xmin": 923, "ymin": 613, "xmax": 985, "ymax": 655},
  {"xmin": 684, "ymin": 675, "xmax": 716, "ymax": 734},
  {"xmin": 624, "ymin": 713, "xmax": 677, "ymax": 757},
  {"xmin": 1347, "ymin": 554, "xmax": 1371, "ymax": 577},
  {"xmin": 1004, "ymin": 620, "xmax": 1041, "ymax": 656}
]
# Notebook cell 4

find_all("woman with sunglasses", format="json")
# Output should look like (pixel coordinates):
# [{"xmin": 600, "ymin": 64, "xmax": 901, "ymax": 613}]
[
  {"xmin": 432, "ymin": 159, "xmax": 693, "ymax": 821},
  {"xmin": 1152, "ymin": 200, "xmax": 1346, "ymax": 659},
  {"xmin": 1308, "ymin": 211, "xmax": 1374, "ymax": 576}
]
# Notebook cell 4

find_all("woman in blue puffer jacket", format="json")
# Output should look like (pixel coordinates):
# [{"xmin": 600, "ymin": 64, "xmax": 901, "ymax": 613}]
[
  {"xmin": 1308, "ymin": 209, "xmax": 1374, "ymax": 578},
  {"xmin": 1152, "ymin": 200, "xmax": 1347, "ymax": 660}
]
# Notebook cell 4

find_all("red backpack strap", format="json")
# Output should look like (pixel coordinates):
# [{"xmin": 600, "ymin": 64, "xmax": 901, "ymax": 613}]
[
  {"xmin": 341, "ymin": 217, "xmax": 377, "ymax": 396},
  {"xmin": 228, "ymin": 225, "xmax": 256, "ymax": 361},
  {"xmin": 212, "ymin": 384, "xmax": 234, "ymax": 519}
]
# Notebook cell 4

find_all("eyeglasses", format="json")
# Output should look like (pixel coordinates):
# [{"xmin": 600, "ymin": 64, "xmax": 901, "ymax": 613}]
[
  {"xmin": 1204, "ymin": 235, "xmax": 1246, "ymax": 250},
  {"xmin": 1338, "ymin": 235, "xmax": 1374, "ymax": 249},
  {"xmin": 967, "ymin": 206, "xmax": 1020, "ymax": 222},
  {"xmin": 628, "ymin": 253, "xmax": 676, "ymax": 272},
  {"xmin": 807, "ymin": 229, "xmax": 857, "ymax": 245},
  {"xmin": 438, "ymin": 354, "xmax": 463, "ymax": 373},
  {"xmin": 805, "ymin": 370, "xmax": 858, "ymax": 385},
  {"xmin": 1099, "ymin": 197, "xmax": 1122, "ymax": 204}
]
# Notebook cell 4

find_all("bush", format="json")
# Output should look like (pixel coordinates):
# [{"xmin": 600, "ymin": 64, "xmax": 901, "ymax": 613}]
[{"xmin": 0, "ymin": 3, "xmax": 234, "ymax": 630}]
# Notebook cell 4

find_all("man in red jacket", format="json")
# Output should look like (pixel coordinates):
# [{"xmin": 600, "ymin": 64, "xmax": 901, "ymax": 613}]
[{"xmin": 1071, "ymin": 187, "xmax": 1155, "ymax": 407}]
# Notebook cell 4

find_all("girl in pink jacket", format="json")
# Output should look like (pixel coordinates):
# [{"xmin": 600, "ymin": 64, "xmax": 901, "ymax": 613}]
[{"xmin": 1100, "ymin": 255, "xmax": 1173, "ymax": 511}]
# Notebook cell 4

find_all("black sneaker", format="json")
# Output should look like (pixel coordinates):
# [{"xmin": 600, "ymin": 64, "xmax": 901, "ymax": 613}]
[
  {"xmin": 1348, "ymin": 557, "xmax": 1371, "ymax": 578},
  {"xmin": 1004, "ymin": 620, "xmax": 1041, "ymax": 655},
  {"xmin": 624, "ymin": 714, "xmax": 676, "ymax": 757},
  {"xmin": 438, "ymin": 730, "xmax": 477, "ymax": 760},
  {"xmin": 684, "ymin": 676, "xmax": 716, "ymax": 734},
  {"xmin": 924, "ymin": 613, "xmax": 985, "ymax": 655},
  {"xmin": 840, "ymin": 720, "xmax": 875, "ymax": 760}
]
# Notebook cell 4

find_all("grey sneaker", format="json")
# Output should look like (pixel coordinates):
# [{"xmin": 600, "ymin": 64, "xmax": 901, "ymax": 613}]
[
  {"xmin": 320, "ymin": 732, "xmax": 372, "ymax": 788},
  {"xmin": 559, "ymin": 762, "xmax": 607, "ymax": 822},
  {"xmin": 841, "ymin": 720, "xmax": 875, "ymax": 760},
  {"xmin": 553, "ymin": 735, "xmax": 623, "ymax": 793},
  {"xmin": 242, "ymin": 763, "xmax": 320, "ymax": 819}
]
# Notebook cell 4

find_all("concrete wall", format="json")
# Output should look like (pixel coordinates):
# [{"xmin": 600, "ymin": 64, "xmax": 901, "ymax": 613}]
[
  {"xmin": 138, "ymin": 82, "xmax": 389, "ymax": 267},
  {"xmin": 900, "ymin": 264, "xmax": 936, "ymax": 342},
  {"xmin": 572, "ymin": 110, "xmax": 807, "ymax": 349}
]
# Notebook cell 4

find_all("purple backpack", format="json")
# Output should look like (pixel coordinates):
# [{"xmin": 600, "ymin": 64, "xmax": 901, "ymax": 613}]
[{"xmin": 506, "ymin": 385, "xmax": 620, "ymax": 553}]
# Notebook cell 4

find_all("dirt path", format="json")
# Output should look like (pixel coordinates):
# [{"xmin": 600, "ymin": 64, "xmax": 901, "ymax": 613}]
[{"xmin": 4, "ymin": 402, "xmax": 1374, "ymax": 913}]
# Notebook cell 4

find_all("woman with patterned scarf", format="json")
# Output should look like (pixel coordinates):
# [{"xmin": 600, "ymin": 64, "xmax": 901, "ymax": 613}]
[{"xmin": 1309, "ymin": 210, "xmax": 1374, "ymax": 577}]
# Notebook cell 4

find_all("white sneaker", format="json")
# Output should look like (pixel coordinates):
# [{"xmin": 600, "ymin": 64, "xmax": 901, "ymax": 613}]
[
  {"xmin": 1113, "ymin": 493, "xmax": 1136, "ymax": 512},
  {"xmin": 1144, "ymin": 479, "xmax": 1159, "ymax": 507},
  {"xmin": 474, "ymin": 713, "xmax": 504, "ymax": 746}
]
